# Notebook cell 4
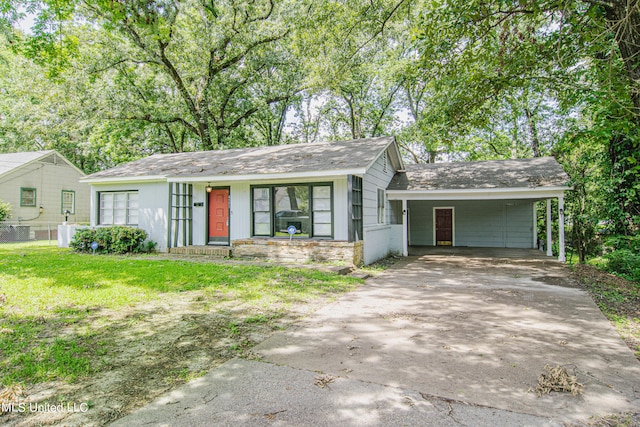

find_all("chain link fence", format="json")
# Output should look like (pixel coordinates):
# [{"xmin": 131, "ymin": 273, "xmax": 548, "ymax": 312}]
[{"xmin": 0, "ymin": 221, "xmax": 61, "ymax": 244}]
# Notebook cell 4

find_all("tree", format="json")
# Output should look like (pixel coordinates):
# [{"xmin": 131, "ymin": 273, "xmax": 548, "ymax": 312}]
[
  {"xmin": 411, "ymin": 0, "xmax": 639, "ymax": 233},
  {"xmin": 8, "ymin": 0, "xmax": 304, "ymax": 151}
]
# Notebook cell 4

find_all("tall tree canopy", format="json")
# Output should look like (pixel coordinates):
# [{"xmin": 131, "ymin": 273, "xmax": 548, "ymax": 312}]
[{"xmin": 0, "ymin": 0, "xmax": 639, "ymax": 240}]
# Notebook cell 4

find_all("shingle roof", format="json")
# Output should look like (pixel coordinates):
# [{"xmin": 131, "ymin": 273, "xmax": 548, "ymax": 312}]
[
  {"xmin": 84, "ymin": 137, "xmax": 395, "ymax": 180},
  {"xmin": 387, "ymin": 157, "xmax": 570, "ymax": 191},
  {"xmin": 0, "ymin": 150, "xmax": 55, "ymax": 178}
]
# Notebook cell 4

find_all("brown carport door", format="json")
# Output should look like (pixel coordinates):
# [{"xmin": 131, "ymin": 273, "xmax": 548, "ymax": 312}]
[{"xmin": 435, "ymin": 208, "xmax": 453, "ymax": 246}]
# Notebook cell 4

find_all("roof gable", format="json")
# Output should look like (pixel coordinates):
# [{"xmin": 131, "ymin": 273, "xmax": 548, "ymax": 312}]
[
  {"xmin": 83, "ymin": 137, "xmax": 396, "ymax": 182},
  {"xmin": 388, "ymin": 157, "xmax": 570, "ymax": 191},
  {"xmin": 0, "ymin": 150, "xmax": 85, "ymax": 179},
  {"xmin": 0, "ymin": 151, "xmax": 53, "ymax": 177}
]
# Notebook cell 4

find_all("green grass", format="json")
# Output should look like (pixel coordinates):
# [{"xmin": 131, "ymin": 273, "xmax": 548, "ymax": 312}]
[{"xmin": 0, "ymin": 242, "xmax": 361, "ymax": 387}]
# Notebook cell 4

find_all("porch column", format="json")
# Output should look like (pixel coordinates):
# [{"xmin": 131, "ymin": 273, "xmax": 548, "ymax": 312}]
[
  {"xmin": 558, "ymin": 194, "xmax": 566, "ymax": 262},
  {"xmin": 533, "ymin": 202, "xmax": 538, "ymax": 249},
  {"xmin": 546, "ymin": 199, "xmax": 553, "ymax": 257},
  {"xmin": 402, "ymin": 199, "xmax": 408, "ymax": 256}
]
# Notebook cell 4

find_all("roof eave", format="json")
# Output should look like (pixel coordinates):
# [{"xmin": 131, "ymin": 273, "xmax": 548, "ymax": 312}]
[
  {"xmin": 167, "ymin": 168, "xmax": 366, "ymax": 183},
  {"xmin": 387, "ymin": 185, "xmax": 571, "ymax": 201},
  {"xmin": 81, "ymin": 168, "xmax": 367, "ymax": 184},
  {"xmin": 80, "ymin": 175, "xmax": 167, "ymax": 184}
]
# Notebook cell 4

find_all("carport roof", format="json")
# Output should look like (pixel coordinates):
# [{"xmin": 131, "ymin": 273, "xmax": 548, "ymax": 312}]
[{"xmin": 387, "ymin": 156, "xmax": 570, "ymax": 191}]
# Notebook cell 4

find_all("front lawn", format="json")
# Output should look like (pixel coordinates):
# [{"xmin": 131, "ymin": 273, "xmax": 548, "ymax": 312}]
[{"xmin": 0, "ymin": 242, "xmax": 362, "ymax": 425}]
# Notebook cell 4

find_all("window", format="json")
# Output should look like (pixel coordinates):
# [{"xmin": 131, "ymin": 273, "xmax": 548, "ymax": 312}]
[
  {"xmin": 99, "ymin": 191, "xmax": 139, "ymax": 225},
  {"xmin": 252, "ymin": 184, "xmax": 332, "ymax": 238},
  {"xmin": 252, "ymin": 187, "xmax": 271, "ymax": 236},
  {"xmin": 61, "ymin": 190, "xmax": 75, "ymax": 214},
  {"xmin": 312, "ymin": 186, "xmax": 332, "ymax": 237},
  {"xmin": 350, "ymin": 176, "xmax": 363, "ymax": 241},
  {"xmin": 274, "ymin": 185, "xmax": 309, "ymax": 237},
  {"xmin": 20, "ymin": 188, "xmax": 36, "ymax": 207},
  {"xmin": 377, "ymin": 188, "xmax": 385, "ymax": 224}
]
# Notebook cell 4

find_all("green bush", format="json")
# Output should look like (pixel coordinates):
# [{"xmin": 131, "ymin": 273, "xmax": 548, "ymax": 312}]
[
  {"xmin": 70, "ymin": 226, "xmax": 151, "ymax": 254},
  {"xmin": 0, "ymin": 199, "xmax": 11, "ymax": 222},
  {"xmin": 604, "ymin": 249, "xmax": 640, "ymax": 283},
  {"xmin": 605, "ymin": 235, "xmax": 640, "ymax": 253}
]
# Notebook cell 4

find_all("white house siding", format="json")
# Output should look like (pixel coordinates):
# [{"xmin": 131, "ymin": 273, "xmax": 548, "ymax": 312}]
[
  {"xmin": 0, "ymin": 156, "xmax": 90, "ymax": 224},
  {"xmin": 362, "ymin": 149, "xmax": 398, "ymax": 263},
  {"xmin": 191, "ymin": 184, "xmax": 207, "ymax": 245},
  {"xmin": 230, "ymin": 182, "xmax": 251, "ymax": 241},
  {"xmin": 408, "ymin": 200, "xmax": 535, "ymax": 248},
  {"xmin": 89, "ymin": 182, "xmax": 168, "ymax": 251},
  {"xmin": 363, "ymin": 224, "xmax": 404, "ymax": 264},
  {"xmin": 189, "ymin": 176, "xmax": 349, "ymax": 247},
  {"xmin": 332, "ymin": 177, "xmax": 349, "ymax": 240}
]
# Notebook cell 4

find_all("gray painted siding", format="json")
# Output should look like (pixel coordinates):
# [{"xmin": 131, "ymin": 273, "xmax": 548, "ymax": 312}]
[
  {"xmin": 362, "ymin": 148, "xmax": 399, "ymax": 264},
  {"xmin": 362, "ymin": 149, "xmax": 396, "ymax": 226},
  {"xmin": 408, "ymin": 200, "xmax": 534, "ymax": 248}
]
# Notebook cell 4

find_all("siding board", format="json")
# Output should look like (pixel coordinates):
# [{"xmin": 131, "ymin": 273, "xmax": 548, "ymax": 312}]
[
  {"xmin": 0, "ymin": 160, "xmax": 90, "ymax": 224},
  {"xmin": 362, "ymin": 148, "xmax": 399, "ymax": 262},
  {"xmin": 408, "ymin": 200, "xmax": 534, "ymax": 248}
]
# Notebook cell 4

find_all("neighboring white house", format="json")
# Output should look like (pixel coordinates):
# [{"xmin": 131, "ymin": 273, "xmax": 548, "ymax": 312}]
[
  {"xmin": 79, "ymin": 137, "xmax": 571, "ymax": 265},
  {"xmin": 0, "ymin": 150, "xmax": 90, "ymax": 240}
]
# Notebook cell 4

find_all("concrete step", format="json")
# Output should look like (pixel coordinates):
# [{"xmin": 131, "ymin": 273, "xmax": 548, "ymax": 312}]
[{"xmin": 168, "ymin": 246, "xmax": 231, "ymax": 257}]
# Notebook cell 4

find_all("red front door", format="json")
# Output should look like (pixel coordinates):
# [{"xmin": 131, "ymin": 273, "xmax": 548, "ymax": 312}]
[
  {"xmin": 208, "ymin": 189, "xmax": 229, "ymax": 244},
  {"xmin": 435, "ymin": 208, "xmax": 453, "ymax": 246}
]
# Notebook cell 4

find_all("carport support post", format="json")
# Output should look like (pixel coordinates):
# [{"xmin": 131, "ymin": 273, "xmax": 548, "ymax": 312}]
[
  {"xmin": 558, "ymin": 194, "xmax": 566, "ymax": 262},
  {"xmin": 402, "ymin": 199, "xmax": 408, "ymax": 256},
  {"xmin": 533, "ymin": 202, "xmax": 537, "ymax": 249},
  {"xmin": 546, "ymin": 199, "xmax": 553, "ymax": 257}
]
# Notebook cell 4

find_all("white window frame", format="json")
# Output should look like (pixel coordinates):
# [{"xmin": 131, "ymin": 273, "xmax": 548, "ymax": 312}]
[
  {"xmin": 61, "ymin": 190, "xmax": 75, "ymax": 214},
  {"xmin": 99, "ymin": 191, "xmax": 139, "ymax": 225}
]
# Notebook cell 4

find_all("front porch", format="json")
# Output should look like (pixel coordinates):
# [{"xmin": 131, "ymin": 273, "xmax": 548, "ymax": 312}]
[
  {"xmin": 168, "ymin": 245, "xmax": 231, "ymax": 257},
  {"xmin": 232, "ymin": 238, "xmax": 364, "ymax": 266},
  {"xmin": 166, "ymin": 239, "xmax": 364, "ymax": 266}
]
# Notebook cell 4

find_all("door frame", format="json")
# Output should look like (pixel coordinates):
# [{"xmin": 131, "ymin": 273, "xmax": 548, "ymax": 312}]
[
  {"xmin": 433, "ymin": 206, "xmax": 455, "ymax": 246},
  {"xmin": 207, "ymin": 186, "xmax": 230, "ymax": 245}
]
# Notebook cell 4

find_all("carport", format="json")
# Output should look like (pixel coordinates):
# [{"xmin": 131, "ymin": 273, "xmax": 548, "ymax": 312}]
[{"xmin": 386, "ymin": 157, "xmax": 572, "ymax": 261}]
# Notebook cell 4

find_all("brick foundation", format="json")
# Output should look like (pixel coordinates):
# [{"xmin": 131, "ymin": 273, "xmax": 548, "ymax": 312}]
[{"xmin": 232, "ymin": 239, "xmax": 364, "ymax": 266}]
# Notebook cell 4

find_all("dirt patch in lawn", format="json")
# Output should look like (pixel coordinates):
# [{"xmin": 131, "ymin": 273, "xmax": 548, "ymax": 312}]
[{"xmin": 1, "ymin": 290, "xmax": 331, "ymax": 427}]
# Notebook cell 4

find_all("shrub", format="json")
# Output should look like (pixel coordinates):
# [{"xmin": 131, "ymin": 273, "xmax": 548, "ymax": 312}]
[
  {"xmin": 604, "ymin": 235, "xmax": 640, "ymax": 253},
  {"xmin": 0, "ymin": 199, "xmax": 11, "ymax": 222},
  {"xmin": 70, "ymin": 226, "xmax": 151, "ymax": 254},
  {"xmin": 604, "ymin": 249, "xmax": 640, "ymax": 283}
]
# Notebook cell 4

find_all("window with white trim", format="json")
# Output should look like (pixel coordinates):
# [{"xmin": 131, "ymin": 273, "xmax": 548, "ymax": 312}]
[
  {"xmin": 99, "ymin": 191, "xmax": 139, "ymax": 225},
  {"xmin": 61, "ymin": 190, "xmax": 75, "ymax": 214}
]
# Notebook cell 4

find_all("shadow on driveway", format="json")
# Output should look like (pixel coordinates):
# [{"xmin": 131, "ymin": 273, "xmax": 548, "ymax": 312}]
[
  {"xmin": 110, "ymin": 250, "xmax": 640, "ymax": 426},
  {"xmin": 256, "ymin": 250, "xmax": 640, "ymax": 421}
]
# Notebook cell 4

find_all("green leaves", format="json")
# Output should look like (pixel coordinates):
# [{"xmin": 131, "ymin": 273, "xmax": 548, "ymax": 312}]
[{"xmin": 0, "ymin": 198, "xmax": 11, "ymax": 221}]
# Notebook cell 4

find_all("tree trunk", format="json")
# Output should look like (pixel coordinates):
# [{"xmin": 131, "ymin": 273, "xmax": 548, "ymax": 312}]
[
  {"xmin": 605, "ymin": 0, "xmax": 640, "ymax": 124},
  {"xmin": 524, "ymin": 107, "xmax": 541, "ymax": 157}
]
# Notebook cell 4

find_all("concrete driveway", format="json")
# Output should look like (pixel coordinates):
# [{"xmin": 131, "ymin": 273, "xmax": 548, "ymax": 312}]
[{"xmin": 112, "ymin": 249, "xmax": 640, "ymax": 426}]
